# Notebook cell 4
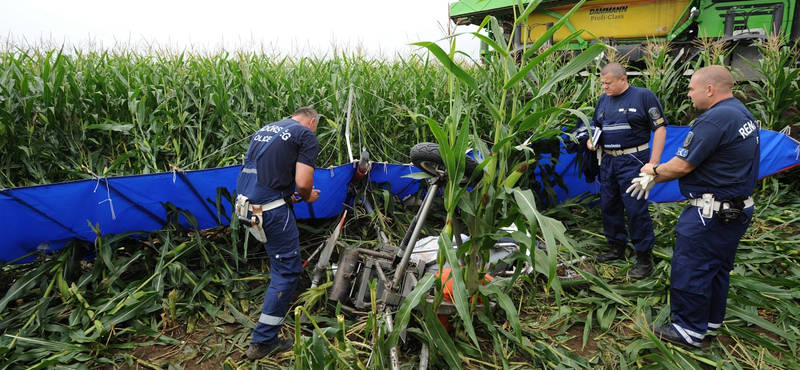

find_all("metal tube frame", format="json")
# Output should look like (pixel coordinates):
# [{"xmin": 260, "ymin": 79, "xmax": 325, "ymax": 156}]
[{"xmin": 391, "ymin": 182, "xmax": 440, "ymax": 288}]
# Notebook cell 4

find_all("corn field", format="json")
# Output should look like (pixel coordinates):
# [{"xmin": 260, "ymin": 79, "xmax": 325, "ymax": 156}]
[{"xmin": 1, "ymin": 14, "xmax": 800, "ymax": 370}]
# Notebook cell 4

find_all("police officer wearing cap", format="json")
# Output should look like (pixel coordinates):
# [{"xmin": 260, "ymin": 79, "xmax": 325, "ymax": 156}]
[
  {"xmin": 237, "ymin": 107, "xmax": 321, "ymax": 360},
  {"xmin": 587, "ymin": 62, "xmax": 668, "ymax": 279},
  {"xmin": 632, "ymin": 65, "xmax": 760, "ymax": 349}
]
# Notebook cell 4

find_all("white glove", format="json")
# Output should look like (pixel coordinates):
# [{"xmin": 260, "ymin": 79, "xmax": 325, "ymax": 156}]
[{"xmin": 626, "ymin": 173, "xmax": 655, "ymax": 200}]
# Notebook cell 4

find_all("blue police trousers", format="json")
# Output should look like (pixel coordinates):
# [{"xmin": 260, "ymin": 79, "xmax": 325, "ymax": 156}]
[
  {"xmin": 670, "ymin": 205, "xmax": 753, "ymax": 347},
  {"xmin": 250, "ymin": 205, "xmax": 304, "ymax": 345},
  {"xmin": 599, "ymin": 150, "xmax": 655, "ymax": 252}
]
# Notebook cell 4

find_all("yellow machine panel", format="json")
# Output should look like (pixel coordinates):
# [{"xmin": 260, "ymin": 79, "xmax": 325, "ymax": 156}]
[{"xmin": 525, "ymin": 0, "xmax": 692, "ymax": 43}]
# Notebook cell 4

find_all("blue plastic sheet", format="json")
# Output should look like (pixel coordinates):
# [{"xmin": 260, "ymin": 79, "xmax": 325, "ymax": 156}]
[{"xmin": 2, "ymin": 128, "xmax": 798, "ymax": 263}]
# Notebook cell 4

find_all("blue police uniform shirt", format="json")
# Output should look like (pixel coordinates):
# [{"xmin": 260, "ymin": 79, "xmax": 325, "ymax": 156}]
[
  {"xmin": 592, "ymin": 86, "xmax": 667, "ymax": 149},
  {"xmin": 676, "ymin": 97, "xmax": 760, "ymax": 200},
  {"xmin": 244, "ymin": 118, "xmax": 319, "ymax": 199}
]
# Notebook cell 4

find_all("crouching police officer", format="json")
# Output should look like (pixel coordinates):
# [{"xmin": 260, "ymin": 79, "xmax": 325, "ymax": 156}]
[{"xmin": 630, "ymin": 66, "xmax": 759, "ymax": 349}]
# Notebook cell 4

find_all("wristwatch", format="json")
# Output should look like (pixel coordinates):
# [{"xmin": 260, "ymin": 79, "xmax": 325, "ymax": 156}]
[{"xmin": 653, "ymin": 163, "xmax": 660, "ymax": 176}]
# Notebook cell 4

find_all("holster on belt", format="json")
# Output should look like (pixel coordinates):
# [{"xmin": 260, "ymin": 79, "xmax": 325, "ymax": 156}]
[
  {"xmin": 701, "ymin": 193, "xmax": 714, "ymax": 218},
  {"xmin": 691, "ymin": 194, "xmax": 753, "ymax": 223},
  {"xmin": 236, "ymin": 194, "xmax": 268, "ymax": 243}
]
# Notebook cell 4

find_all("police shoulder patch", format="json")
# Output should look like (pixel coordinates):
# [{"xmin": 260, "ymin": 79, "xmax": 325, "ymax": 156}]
[
  {"xmin": 676, "ymin": 148, "xmax": 689, "ymax": 157},
  {"xmin": 648, "ymin": 107, "xmax": 661, "ymax": 119},
  {"xmin": 683, "ymin": 131, "xmax": 694, "ymax": 147}
]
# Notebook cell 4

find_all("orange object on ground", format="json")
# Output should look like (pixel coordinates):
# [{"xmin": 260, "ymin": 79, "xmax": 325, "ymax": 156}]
[
  {"xmin": 435, "ymin": 267, "xmax": 494, "ymax": 331},
  {"xmin": 436, "ymin": 267, "xmax": 494, "ymax": 301}
]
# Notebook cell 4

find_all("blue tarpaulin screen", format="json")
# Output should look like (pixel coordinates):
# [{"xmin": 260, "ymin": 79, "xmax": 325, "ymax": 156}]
[{"xmin": 2, "ymin": 128, "xmax": 798, "ymax": 263}]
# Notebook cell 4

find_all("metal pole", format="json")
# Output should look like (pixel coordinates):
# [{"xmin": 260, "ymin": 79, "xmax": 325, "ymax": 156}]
[
  {"xmin": 353, "ymin": 248, "xmax": 395, "ymax": 260},
  {"xmin": 385, "ymin": 312, "xmax": 401, "ymax": 370},
  {"xmin": 419, "ymin": 343, "xmax": 429, "ymax": 370},
  {"xmin": 724, "ymin": 9, "xmax": 736, "ymax": 37},
  {"xmin": 392, "ymin": 183, "xmax": 439, "ymax": 288},
  {"xmin": 311, "ymin": 212, "xmax": 346, "ymax": 287},
  {"xmin": 772, "ymin": 4, "xmax": 785, "ymax": 37},
  {"xmin": 373, "ymin": 262, "xmax": 391, "ymax": 288},
  {"xmin": 345, "ymin": 84, "xmax": 355, "ymax": 162}
]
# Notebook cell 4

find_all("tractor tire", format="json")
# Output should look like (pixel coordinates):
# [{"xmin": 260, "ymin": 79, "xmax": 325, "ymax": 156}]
[{"xmin": 410, "ymin": 142, "xmax": 479, "ymax": 187}]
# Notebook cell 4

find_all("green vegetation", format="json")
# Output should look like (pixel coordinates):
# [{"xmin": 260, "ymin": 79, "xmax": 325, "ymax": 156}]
[
  {"xmin": 0, "ymin": 46, "xmax": 462, "ymax": 188},
  {"xmin": 1, "ymin": 9, "xmax": 799, "ymax": 369},
  {"xmin": 744, "ymin": 38, "xmax": 800, "ymax": 131}
]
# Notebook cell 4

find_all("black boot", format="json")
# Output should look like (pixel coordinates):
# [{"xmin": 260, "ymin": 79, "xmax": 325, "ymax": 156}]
[
  {"xmin": 628, "ymin": 251, "xmax": 654, "ymax": 279},
  {"xmin": 596, "ymin": 243, "xmax": 626, "ymax": 263}
]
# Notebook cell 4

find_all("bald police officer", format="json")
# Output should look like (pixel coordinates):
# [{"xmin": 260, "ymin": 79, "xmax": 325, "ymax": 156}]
[{"xmin": 633, "ymin": 65, "xmax": 760, "ymax": 349}]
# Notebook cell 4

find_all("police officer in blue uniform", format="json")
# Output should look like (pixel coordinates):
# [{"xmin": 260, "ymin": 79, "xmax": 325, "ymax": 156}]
[
  {"xmin": 634, "ymin": 66, "xmax": 760, "ymax": 349},
  {"xmin": 588, "ymin": 62, "xmax": 667, "ymax": 279},
  {"xmin": 238, "ymin": 107, "xmax": 321, "ymax": 360}
]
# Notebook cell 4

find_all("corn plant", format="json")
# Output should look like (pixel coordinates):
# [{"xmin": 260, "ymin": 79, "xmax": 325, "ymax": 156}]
[
  {"xmin": 0, "ymin": 198, "xmax": 266, "ymax": 369},
  {"xmin": 743, "ymin": 36, "xmax": 800, "ymax": 132},
  {"xmin": 0, "ymin": 45, "xmax": 460, "ymax": 188},
  {"xmin": 410, "ymin": 0, "xmax": 607, "ymax": 365},
  {"xmin": 691, "ymin": 37, "xmax": 731, "ymax": 68},
  {"xmin": 2, "ymin": 20, "xmax": 800, "ymax": 370},
  {"xmin": 632, "ymin": 40, "xmax": 693, "ymax": 126},
  {"xmin": 2, "ymin": 140, "xmax": 799, "ymax": 370}
]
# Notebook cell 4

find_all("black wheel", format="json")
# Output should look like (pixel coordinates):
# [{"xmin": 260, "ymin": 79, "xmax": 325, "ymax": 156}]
[{"xmin": 410, "ymin": 142, "xmax": 479, "ymax": 186}]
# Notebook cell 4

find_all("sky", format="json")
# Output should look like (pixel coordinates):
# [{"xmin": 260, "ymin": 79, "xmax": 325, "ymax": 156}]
[{"xmin": 1, "ymin": 0, "xmax": 481, "ymax": 58}]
